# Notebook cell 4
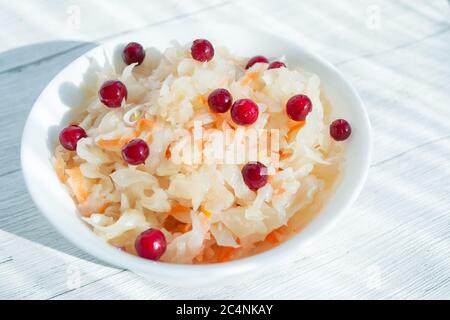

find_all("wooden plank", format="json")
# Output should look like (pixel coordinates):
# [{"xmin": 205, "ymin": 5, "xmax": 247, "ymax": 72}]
[{"xmin": 0, "ymin": 0, "xmax": 449, "ymax": 299}]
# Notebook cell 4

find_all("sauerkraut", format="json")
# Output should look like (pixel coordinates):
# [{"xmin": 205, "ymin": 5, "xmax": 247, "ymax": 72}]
[{"xmin": 53, "ymin": 41, "xmax": 344, "ymax": 264}]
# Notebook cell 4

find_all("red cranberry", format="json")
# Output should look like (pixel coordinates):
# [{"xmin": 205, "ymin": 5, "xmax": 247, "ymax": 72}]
[
  {"xmin": 268, "ymin": 61, "xmax": 286, "ymax": 69},
  {"xmin": 122, "ymin": 42, "xmax": 146, "ymax": 65},
  {"xmin": 286, "ymin": 94, "xmax": 313, "ymax": 121},
  {"xmin": 245, "ymin": 55, "xmax": 269, "ymax": 69},
  {"xmin": 59, "ymin": 125, "xmax": 87, "ymax": 151},
  {"xmin": 121, "ymin": 139, "xmax": 149, "ymax": 165},
  {"xmin": 230, "ymin": 99, "xmax": 259, "ymax": 125},
  {"xmin": 242, "ymin": 162, "xmax": 268, "ymax": 191},
  {"xmin": 330, "ymin": 119, "xmax": 352, "ymax": 141},
  {"xmin": 135, "ymin": 228, "xmax": 167, "ymax": 261},
  {"xmin": 208, "ymin": 88, "xmax": 233, "ymax": 113},
  {"xmin": 191, "ymin": 39, "xmax": 214, "ymax": 62},
  {"xmin": 99, "ymin": 80, "xmax": 127, "ymax": 108}
]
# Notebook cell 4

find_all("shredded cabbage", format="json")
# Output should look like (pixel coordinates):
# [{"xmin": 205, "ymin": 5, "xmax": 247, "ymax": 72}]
[{"xmin": 54, "ymin": 41, "xmax": 343, "ymax": 264}]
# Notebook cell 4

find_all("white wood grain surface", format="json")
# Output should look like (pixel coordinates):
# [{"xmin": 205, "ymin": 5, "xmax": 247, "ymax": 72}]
[{"xmin": 0, "ymin": 0, "xmax": 449, "ymax": 299}]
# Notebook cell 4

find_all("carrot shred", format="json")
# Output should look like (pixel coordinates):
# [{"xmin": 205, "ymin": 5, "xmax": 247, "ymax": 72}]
[
  {"xmin": 193, "ymin": 251, "xmax": 205, "ymax": 263},
  {"xmin": 200, "ymin": 205, "xmax": 212, "ymax": 219},
  {"xmin": 54, "ymin": 155, "xmax": 66, "ymax": 182},
  {"xmin": 176, "ymin": 223, "xmax": 192, "ymax": 234},
  {"xmin": 163, "ymin": 215, "xmax": 192, "ymax": 234},
  {"xmin": 278, "ymin": 225, "xmax": 288, "ymax": 234},
  {"xmin": 286, "ymin": 121, "xmax": 305, "ymax": 143},
  {"xmin": 216, "ymin": 246, "xmax": 236, "ymax": 262},
  {"xmin": 273, "ymin": 186, "xmax": 285, "ymax": 195},
  {"xmin": 65, "ymin": 167, "xmax": 88, "ymax": 203},
  {"xmin": 211, "ymin": 113, "xmax": 223, "ymax": 130},
  {"xmin": 120, "ymin": 133, "xmax": 138, "ymax": 145},
  {"xmin": 279, "ymin": 148, "xmax": 293, "ymax": 160},
  {"xmin": 195, "ymin": 95, "xmax": 207, "ymax": 108},
  {"xmin": 240, "ymin": 71, "xmax": 259, "ymax": 85},
  {"xmin": 264, "ymin": 225, "xmax": 289, "ymax": 245},
  {"xmin": 264, "ymin": 230, "xmax": 279, "ymax": 244},
  {"xmin": 97, "ymin": 138, "xmax": 121, "ymax": 148},
  {"xmin": 136, "ymin": 118, "xmax": 154, "ymax": 135},
  {"xmin": 169, "ymin": 204, "xmax": 191, "ymax": 216},
  {"xmin": 78, "ymin": 198, "xmax": 109, "ymax": 217},
  {"xmin": 98, "ymin": 202, "xmax": 109, "ymax": 213},
  {"xmin": 164, "ymin": 144, "xmax": 172, "ymax": 159},
  {"xmin": 97, "ymin": 132, "xmax": 137, "ymax": 149},
  {"xmin": 163, "ymin": 215, "xmax": 179, "ymax": 232}
]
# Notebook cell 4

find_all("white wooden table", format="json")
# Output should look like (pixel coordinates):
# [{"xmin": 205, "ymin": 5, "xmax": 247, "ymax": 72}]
[{"xmin": 0, "ymin": 0, "xmax": 449, "ymax": 299}]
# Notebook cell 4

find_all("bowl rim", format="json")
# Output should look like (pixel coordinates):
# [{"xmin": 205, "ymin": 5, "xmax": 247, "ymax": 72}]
[{"xmin": 20, "ymin": 22, "xmax": 372, "ymax": 279}]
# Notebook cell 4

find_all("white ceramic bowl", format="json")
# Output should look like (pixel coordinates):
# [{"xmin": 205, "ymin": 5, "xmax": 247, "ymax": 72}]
[{"xmin": 21, "ymin": 23, "xmax": 371, "ymax": 287}]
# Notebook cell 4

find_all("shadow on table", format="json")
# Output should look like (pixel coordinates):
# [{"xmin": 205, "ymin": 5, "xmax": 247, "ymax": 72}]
[{"xmin": 0, "ymin": 41, "xmax": 118, "ymax": 268}]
